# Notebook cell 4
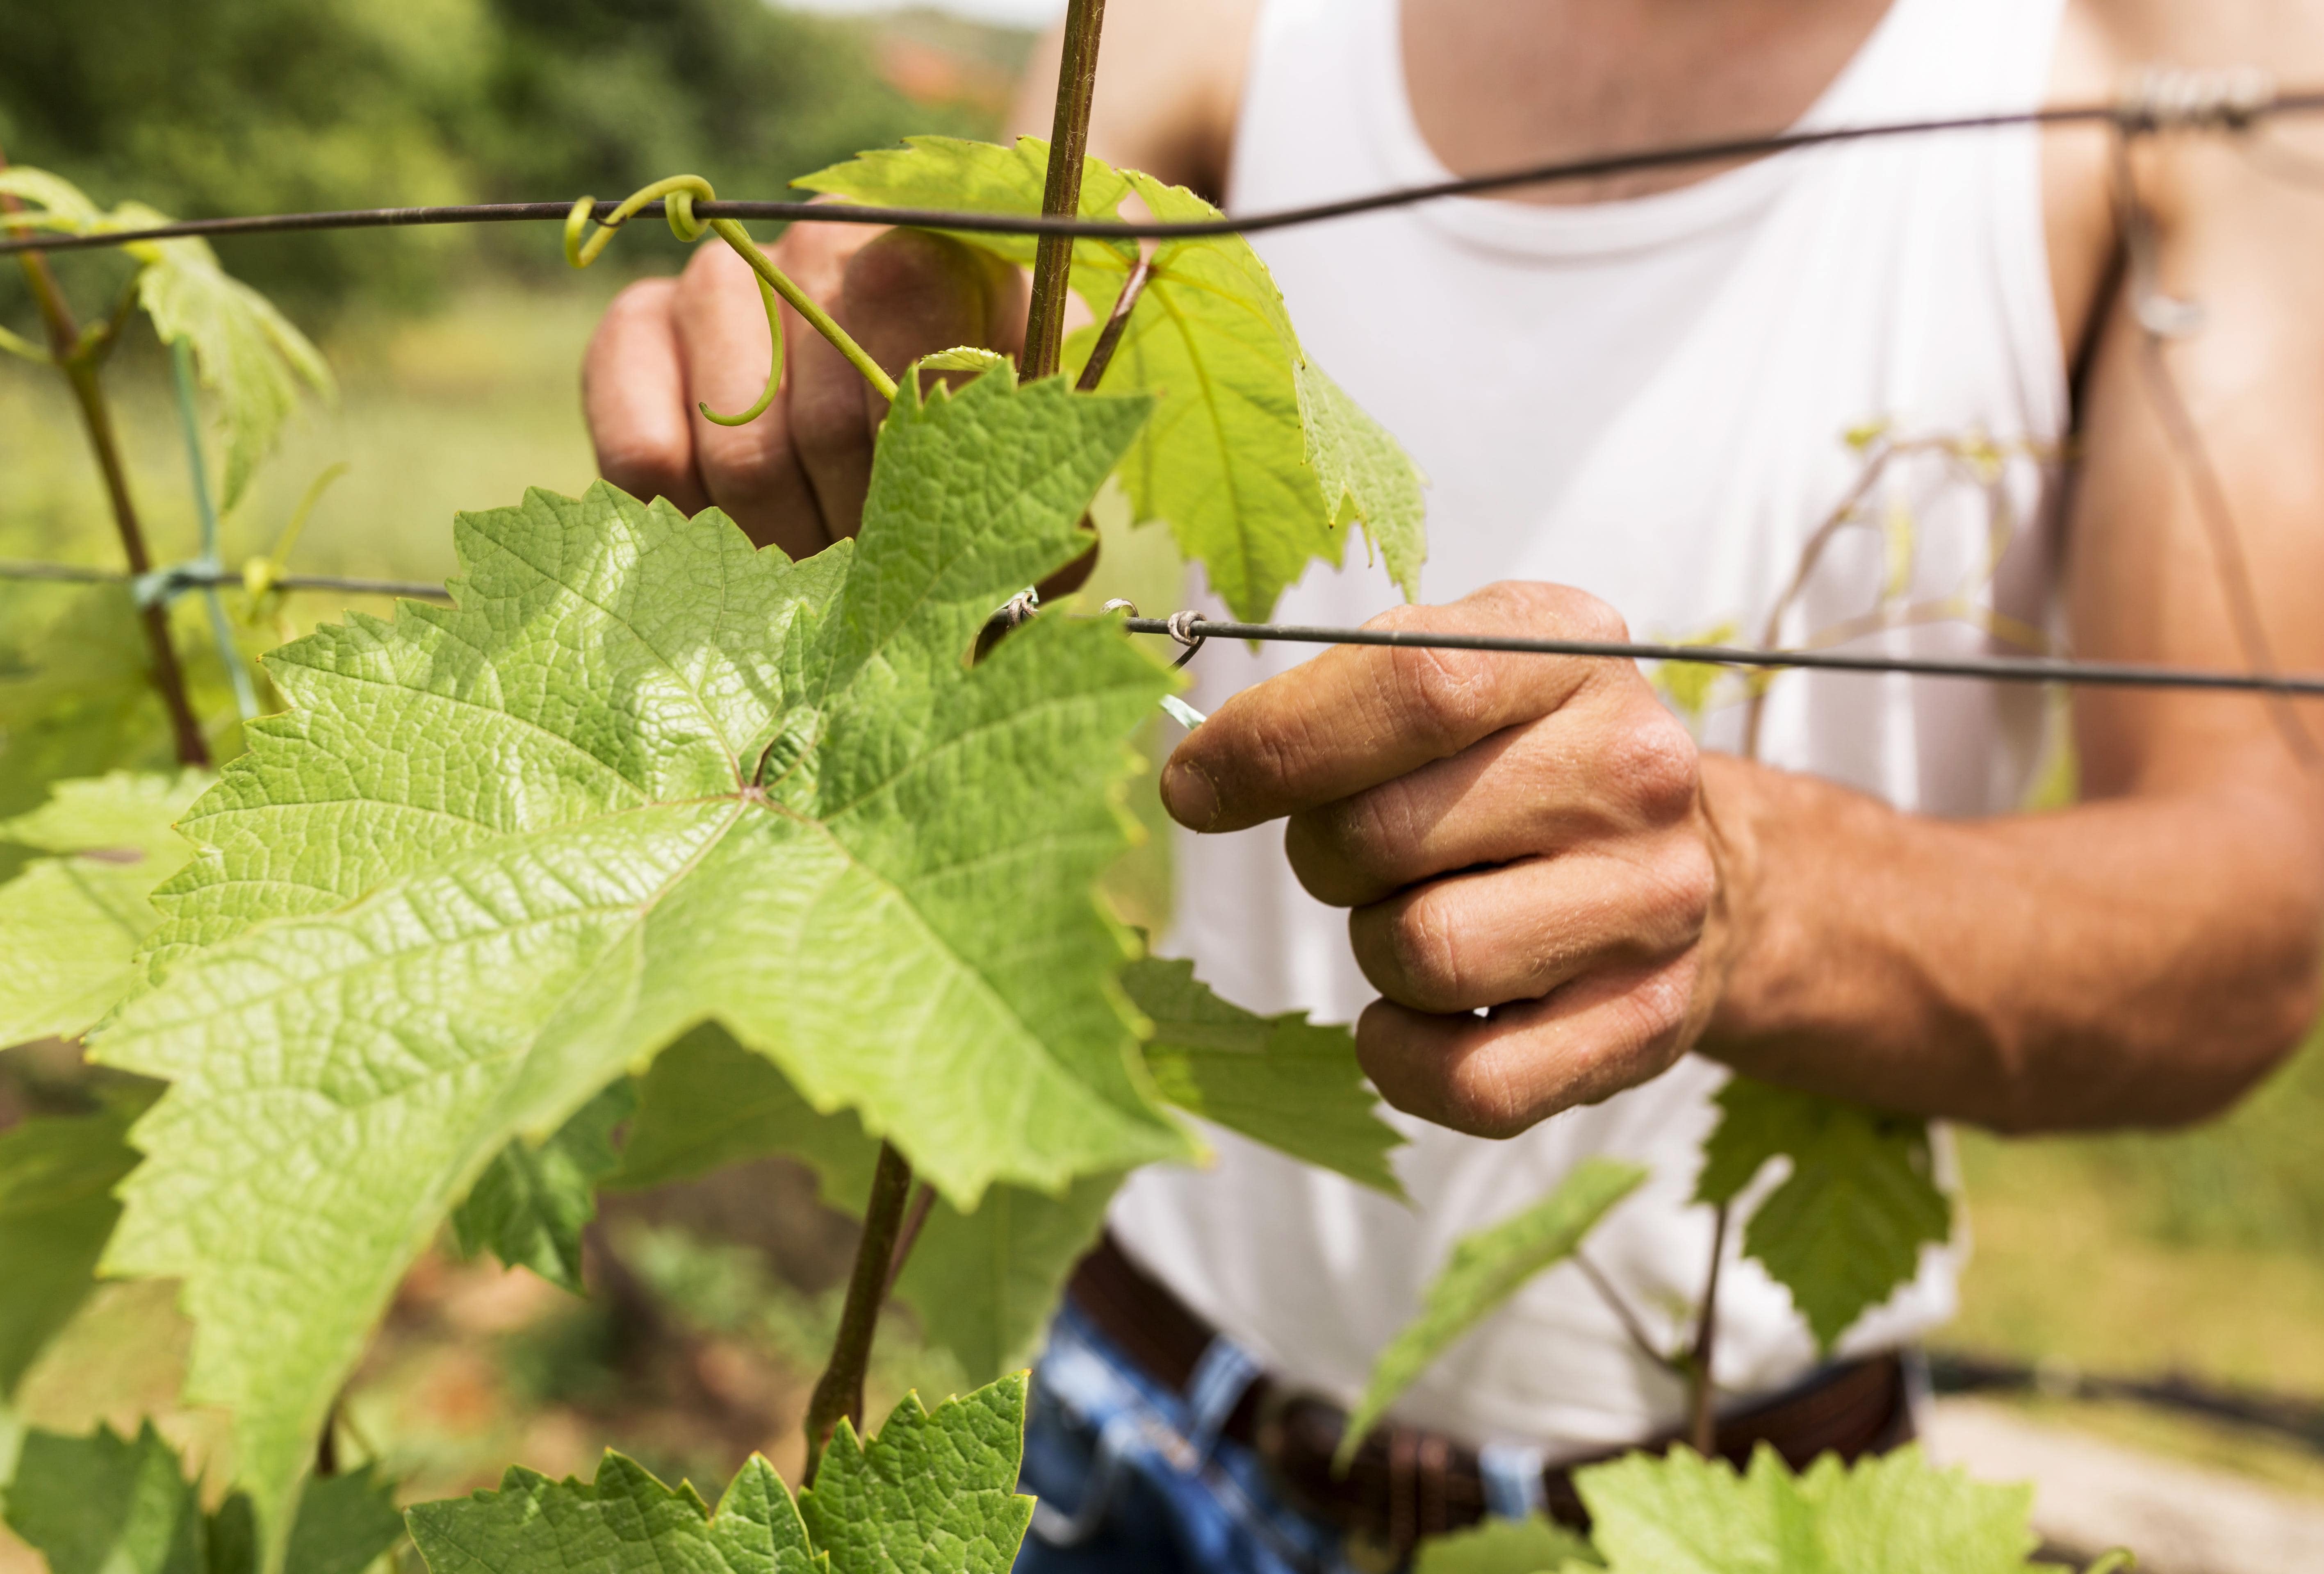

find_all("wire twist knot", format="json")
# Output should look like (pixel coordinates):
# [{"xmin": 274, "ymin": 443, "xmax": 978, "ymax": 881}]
[
  {"xmin": 1164, "ymin": 610, "xmax": 1207, "ymax": 669},
  {"xmin": 2115, "ymin": 67, "xmax": 2275, "ymax": 134}
]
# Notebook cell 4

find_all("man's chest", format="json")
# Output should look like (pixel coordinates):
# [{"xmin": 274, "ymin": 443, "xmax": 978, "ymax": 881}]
[{"xmin": 1388, "ymin": 0, "xmax": 2122, "ymax": 369}]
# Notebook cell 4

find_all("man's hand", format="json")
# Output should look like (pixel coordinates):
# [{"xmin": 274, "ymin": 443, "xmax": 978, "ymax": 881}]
[
  {"xmin": 583, "ymin": 222, "xmax": 1026, "ymax": 560},
  {"xmin": 1160, "ymin": 582, "xmax": 1729, "ymax": 1137}
]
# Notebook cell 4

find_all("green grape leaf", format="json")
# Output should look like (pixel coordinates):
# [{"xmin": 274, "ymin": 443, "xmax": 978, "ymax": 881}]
[
  {"xmin": 0, "ymin": 771, "xmax": 209, "ymax": 1048},
  {"xmin": 614, "ymin": 962, "xmax": 1406, "ymax": 1382},
  {"xmin": 1296, "ymin": 361, "xmax": 1427, "ymax": 602},
  {"xmin": 406, "ymin": 1451, "xmax": 817, "ymax": 1574},
  {"xmin": 1122, "ymin": 956, "xmax": 1406, "ymax": 1199},
  {"xmin": 1413, "ymin": 1514, "xmax": 1601, "ymax": 1574},
  {"xmin": 451, "ymin": 1079, "xmax": 637, "ymax": 1294},
  {"xmin": 0, "ymin": 583, "xmax": 255, "ymax": 820},
  {"xmin": 798, "ymin": 139, "xmax": 1425, "ymax": 621},
  {"xmin": 0, "ymin": 169, "xmax": 330, "ymax": 512},
  {"xmin": 1796, "ymin": 1447, "xmax": 2045, "ymax": 1573},
  {"xmin": 796, "ymin": 1376, "xmax": 1035, "ymax": 1574},
  {"xmin": 266, "ymin": 1470, "xmax": 410, "ymax": 1574},
  {"xmin": 1693, "ymin": 1077, "xmax": 1952, "ymax": 1352},
  {"xmin": 794, "ymin": 135, "xmax": 1135, "ymax": 275},
  {"xmin": 0, "ymin": 585, "xmax": 173, "ymax": 819},
  {"xmin": 1340, "ymin": 1159, "xmax": 1647, "ymax": 1469},
  {"xmin": 1573, "ymin": 1442, "xmax": 2042, "ymax": 1574},
  {"xmin": 130, "ymin": 217, "xmax": 335, "ymax": 511},
  {"xmin": 91, "ymin": 368, "xmax": 1186, "ymax": 1550},
  {"xmin": 614, "ymin": 1025, "xmax": 1114, "ymax": 1386},
  {"xmin": 1075, "ymin": 170, "xmax": 1346, "ymax": 621},
  {"xmin": 894, "ymin": 1171, "xmax": 1122, "ymax": 1385},
  {"xmin": 2, "ymin": 1424, "xmax": 402, "ymax": 1574},
  {"xmin": 4, "ymin": 1422, "xmax": 206, "ymax": 1574},
  {"xmin": 0, "ymin": 168, "xmax": 103, "ymax": 227},
  {"xmin": 609, "ymin": 1019, "xmax": 882, "ymax": 1200},
  {"xmin": 0, "ymin": 1098, "xmax": 147, "ymax": 1396}
]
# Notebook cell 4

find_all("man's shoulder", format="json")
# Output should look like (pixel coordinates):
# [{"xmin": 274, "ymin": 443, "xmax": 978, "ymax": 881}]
[{"xmin": 1031, "ymin": 0, "xmax": 1265, "ymax": 195}]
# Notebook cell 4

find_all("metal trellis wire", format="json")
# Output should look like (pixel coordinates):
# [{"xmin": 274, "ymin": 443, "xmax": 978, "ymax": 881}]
[
  {"xmin": 0, "ymin": 77, "xmax": 2312, "ymax": 257},
  {"xmin": 1112, "ymin": 614, "xmax": 2324, "ymax": 700},
  {"xmin": 9, "ymin": 66, "xmax": 2324, "ymax": 702},
  {"xmin": 0, "ymin": 560, "xmax": 451, "ymax": 602}
]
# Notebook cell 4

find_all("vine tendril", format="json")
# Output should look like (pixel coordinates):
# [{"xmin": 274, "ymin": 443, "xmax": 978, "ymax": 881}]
[{"xmin": 564, "ymin": 174, "xmax": 898, "ymax": 418}]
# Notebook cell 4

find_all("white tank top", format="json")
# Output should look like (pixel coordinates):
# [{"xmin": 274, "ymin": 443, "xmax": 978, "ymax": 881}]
[{"xmin": 1110, "ymin": 0, "xmax": 2070, "ymax": 1454}]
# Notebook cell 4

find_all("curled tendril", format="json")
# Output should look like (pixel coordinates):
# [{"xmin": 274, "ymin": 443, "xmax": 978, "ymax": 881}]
[
  {"xmin": 564, "ymin": 174, "xmax": 897, "ymax": 423},
  {"xmin": 243, "ymin": 460, "xmax": 349, "ymax": 604}
]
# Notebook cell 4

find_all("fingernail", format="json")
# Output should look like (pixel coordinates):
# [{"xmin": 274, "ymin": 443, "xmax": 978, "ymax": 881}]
[{"xmin": 1161, "ymin": 756, "xmax": 1220, "ymax": 831}]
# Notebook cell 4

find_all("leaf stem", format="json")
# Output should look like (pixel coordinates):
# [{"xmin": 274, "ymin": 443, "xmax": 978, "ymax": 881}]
[
  {"xmin": 1022, "ymin": 0, "xmax": 1108, "ymax": 379},
  {"xmin": 1073, "ymin": 257, "xmax": 1151, "ymax": 394},
  {"xmin": 883, "ymin": 1182, "xmax": 938, "ymax": 1299},
  {"xmin": 1575, "ymin": 1248, "xmax": 1683, "ymax": 1378},
  {"xmin": 1686, "ymin": 1201, "xmax": 1730, "ymax": 1456},
  {"xmin": 802, "ymin": 1140, "xmax": 915, "ymax": 1484},
  {"xmin": 0, "ymin": 147, "xmax": 209, "ymax": 767}
]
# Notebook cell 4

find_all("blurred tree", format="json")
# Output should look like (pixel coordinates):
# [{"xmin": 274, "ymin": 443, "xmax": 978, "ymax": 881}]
[
  {"xmin": 0, "ymin": 0, "xmax": 487, "ymax": 311},
  {"xmin": 0, "ymin": 0, "xmax": 998, "ymax": 316},
  {"xmin": 478, "ymin": 0, "xmax": 984, "ymax": 204}
]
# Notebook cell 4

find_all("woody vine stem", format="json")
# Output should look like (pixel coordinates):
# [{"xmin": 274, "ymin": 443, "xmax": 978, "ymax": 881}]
[
  {"xmin": 673, "ymin": 0, "xmax": 1112, "ymax": 1484},
  {"xmin": 0, "ymin": 144, "xmax": 210, "ymax": 767}
]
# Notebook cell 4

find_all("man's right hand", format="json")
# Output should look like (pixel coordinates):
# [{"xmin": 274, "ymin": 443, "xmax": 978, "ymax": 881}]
[{"xmin": 582, "ymin": 221, "xmax": 1027, "ymax": 562}]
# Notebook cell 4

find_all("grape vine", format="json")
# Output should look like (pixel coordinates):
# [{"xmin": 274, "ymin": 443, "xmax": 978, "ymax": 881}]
[{"xmin": 0, "ymin": 4, "xmax": 2122, "ymax": 1570}]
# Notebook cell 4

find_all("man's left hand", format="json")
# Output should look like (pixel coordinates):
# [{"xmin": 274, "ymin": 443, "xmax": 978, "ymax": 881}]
[{"xmin": 1159, "ymin": 581, "xmax": 1734, "ymax": 1137}]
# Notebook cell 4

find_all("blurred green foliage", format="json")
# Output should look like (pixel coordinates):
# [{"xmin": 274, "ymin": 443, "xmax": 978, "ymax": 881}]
[
  {"xmin": 2057, "ymin": 1030, "xmax": 2324, "ymax": 1254},
  {"xmin": 0, "ymin": 0, "xmax": 998, "ymax": 316}
]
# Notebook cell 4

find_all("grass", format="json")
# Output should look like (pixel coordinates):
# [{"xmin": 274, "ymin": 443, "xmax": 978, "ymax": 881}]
[
  {"xmin": 1, "ymin": 276, "xmax": 616, "ymax": 592},
  {"xmin": 1944, "ymin": 1034, "xmax": 2324, "ymax": 1395}
]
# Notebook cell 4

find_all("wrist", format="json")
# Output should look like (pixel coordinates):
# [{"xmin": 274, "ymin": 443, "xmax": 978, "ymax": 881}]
[{"xmin": 1690, "ymin": 751, "xmax": 1780, "ymax": 1057}]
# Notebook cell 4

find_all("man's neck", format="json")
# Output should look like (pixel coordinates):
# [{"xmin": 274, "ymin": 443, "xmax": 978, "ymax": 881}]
[{"xmin": 1401, "ymin": 0, "xmax": 1894, "ymax": 203}]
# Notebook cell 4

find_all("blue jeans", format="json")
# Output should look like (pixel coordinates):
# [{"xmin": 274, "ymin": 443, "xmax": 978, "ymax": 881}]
[{"xmin": 1013, "ymin": 1302, "xmax": 1363, "ymax": 1574}]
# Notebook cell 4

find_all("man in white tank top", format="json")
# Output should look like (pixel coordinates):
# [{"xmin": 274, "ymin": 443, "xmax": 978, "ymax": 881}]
[{"xmin": 584, "ymin": 1, "xmax": 2324, "ymax": 1565}]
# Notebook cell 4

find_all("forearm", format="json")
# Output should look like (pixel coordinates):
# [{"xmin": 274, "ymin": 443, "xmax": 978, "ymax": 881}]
[{"xmin": 1697, "ymin": 750, "xmax": 2324, "ymax": 1132}]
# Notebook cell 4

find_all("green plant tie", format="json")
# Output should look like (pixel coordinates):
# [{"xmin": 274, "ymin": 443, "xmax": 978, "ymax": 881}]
[{"xmin": 167, "ymin": 337, "xmax": 259, "ymax": 722}]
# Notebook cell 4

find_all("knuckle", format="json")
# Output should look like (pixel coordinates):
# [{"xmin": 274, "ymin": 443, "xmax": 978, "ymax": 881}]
[
  {"xmin": 787, "ymin": 377, "xmax": 865, "ymax": 452},
  {"xmin": 775, "ymin": 215, "xmax": 866, "ymax": 279},
  {"xmin": 1441, "ymin": 1068, "xmax": 1532, "ymax": 1139},
  {"xmin": 1287, "ymin": 794, "xmax": 1402, "ymax": 905},
  {"xmin": 599, "ymin": 275, "xmax": 674, "ymax": 335},
  {"xmin": 1333, "ymin": 779, "xmax": 1420, "ymax": 873},
  {"xmin": 1604, "ymin": 713, "xmax": 1702, "ymax": 823},
  {"xmin": 596, "ymin": 434, "xmax": 694, "ymax": 505},
  {"xmin": 691, "ymin": 415, "xmax": 800, "ymax": 517},
  {"xmin": 1470, "ymin": 579, "xmax": 1558, "ymax": 623},
  {"xmin": 1387, "ymin": 892, "xmax": 1467, "ymax": 1003},
  {"xmin": 847, "ymin": 231, "xmax": 996, "ymax": 374},
  {"xmin": 680, "ymin": 234, "xmax": 754, "ymax": 291},
  {"xmin": 1617, "ymin": 960, "xmax": 1698, "ymax": 1056},
  {"xmin": 1472, "ymin": 580, "xmax": 1628, "ymax": 641},
  {"xmin": 1389, "ymin": 643, "xmax": 1501, "ymax": 742},
  {"xmin": 1658, "ymin": 841, "xmax": 1718, "ymax": 938},
  {"xmin": 1247, "ymin": 701, "xmax": 1325, "ymax": 803},
  {"xmin": 1575, "ymin": 594, "xmax": 1630, "ymax": 642},
  {"xmin": 847, "ymin": 227, "xmax": 981, "ymax": 303}
]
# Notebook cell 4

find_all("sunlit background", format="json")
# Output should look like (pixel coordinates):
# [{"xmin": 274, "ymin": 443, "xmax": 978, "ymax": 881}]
[{"xmin": 2, "ymin": 4, "xmax": 2320, "ymax": 1570}]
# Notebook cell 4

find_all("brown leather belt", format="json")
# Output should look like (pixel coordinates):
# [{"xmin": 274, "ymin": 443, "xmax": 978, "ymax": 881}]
[{"xmin": 1066, "ymin": 1233, "xmax": 1912, "ymax": 1556}]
